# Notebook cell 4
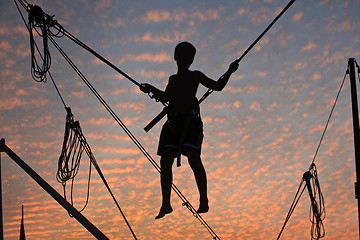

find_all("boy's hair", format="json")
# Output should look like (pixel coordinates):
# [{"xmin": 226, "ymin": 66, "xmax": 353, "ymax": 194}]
[{"xmin": 174, "ymin": 42, "xmax": 196, "ymax": 62}]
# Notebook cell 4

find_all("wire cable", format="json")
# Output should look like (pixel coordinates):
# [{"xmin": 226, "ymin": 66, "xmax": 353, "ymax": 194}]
[
  {"xmin": 277, "ymin": 68, "xmax": 348, "ymax": 239},
  {"xmin": 58, "ymin": 108, "xmax": 138, "ymax": 240},
  {"xmin": 311, "ymin": 70, "xmax": 348, "ymax": 164}
]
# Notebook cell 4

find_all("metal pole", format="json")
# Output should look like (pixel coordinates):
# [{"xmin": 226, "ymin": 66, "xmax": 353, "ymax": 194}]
[
  {"xmin": 348, "ymin": 58, "xmax": 360, "ymax": 239},
  {"xmin": 0, "ymin": 138, "xmax": 109, "ymax": 240}
]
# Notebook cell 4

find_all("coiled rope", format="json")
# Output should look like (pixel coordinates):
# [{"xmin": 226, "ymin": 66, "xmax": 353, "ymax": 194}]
[
  {"xmin": 277, "ymin": 66, "xmax": 351, "ymax": 240},
  {"xmin": 57, "ymin": 107, "xmax": 138, "ymax": 240}
]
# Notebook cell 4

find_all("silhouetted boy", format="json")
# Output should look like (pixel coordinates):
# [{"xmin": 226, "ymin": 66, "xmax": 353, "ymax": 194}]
[{"xmin": 141, "ymin": 42, "xmax": 238, "ymax": 219}]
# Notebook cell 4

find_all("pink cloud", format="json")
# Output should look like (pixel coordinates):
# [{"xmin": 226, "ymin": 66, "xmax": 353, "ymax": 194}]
[
  {"xmin": 293, "ymin": 11, "xmax": 304, "ymax": 21},
  {"xmin": 302, "ymin": 41, "xmax": 317, "ymax": 51},
  {"xmin": 119, "ymin": 51, "xmax": 172, "ymax": 64},
  {"xmin": 312, "ymin": 72, "xmax": 322, "ymax": 81},
  {"xmin": 141, "ymin": 9, "xmax": 171, "ymax": 23},
  {"xmin": 70, "ymin": 90, "xmax": 86, "ymax": 98},
  {"xmin": 250, "ymin": 100, "xmax": 263, "ymax": 111}
]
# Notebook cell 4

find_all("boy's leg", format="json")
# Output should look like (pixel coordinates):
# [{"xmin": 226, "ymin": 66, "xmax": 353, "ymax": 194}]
[
  {"xmin": 156, "ymin": 149, "xmax": 176, "ymax": 219},
  {"xmin": 187, "ymin": 150, "xmax": 209, "ymax": 213}
]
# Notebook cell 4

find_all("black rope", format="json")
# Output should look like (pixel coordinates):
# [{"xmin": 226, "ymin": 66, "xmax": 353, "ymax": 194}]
[
  {"xmin": 311, "ymin": 71, "xmax": 348, "ymax": 164},
  {"xmin": 277, "ymin": 68, "xmax": 349, "ymax": 239},
  {"xmin": 14, "ymin": 0, "xmax": 67, "ymax": 107},
  {"xmin": 307, "ymin": 164, "xmax": 325, "ymax": 240},
  {"xmin": 58, "ymin": 107, "xmax": 138, "ymax": 240},
  {"xmin": 277, "ymin": 163, "xmax": 325, "ymax": 240},
  {"xmin": 276, "ymin": 178, "xmax": 307, "ymax": 240}
]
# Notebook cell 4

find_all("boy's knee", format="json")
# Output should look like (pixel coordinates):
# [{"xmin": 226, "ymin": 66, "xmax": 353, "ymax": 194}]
[{"xmin": 188, "ymin": 156, "xmax": 203, "ymax": 169}]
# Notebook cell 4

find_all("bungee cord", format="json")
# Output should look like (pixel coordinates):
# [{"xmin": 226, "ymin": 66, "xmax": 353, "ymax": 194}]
[{"xmin": 15, "ymin": 1, "xmax": 220, "ymax": 239}]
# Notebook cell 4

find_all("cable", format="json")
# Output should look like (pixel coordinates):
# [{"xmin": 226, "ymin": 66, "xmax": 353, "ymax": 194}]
[
  {"xmin": 311, "ymin": 70, "xmax": 348, "ymax": 164},
  {"xmin": 307, "ymin": 164, "xmax": 325, "ymax": 240},
  {"xmin": 58, "ymin": 108, "xmax": 138, "ymax": 240},
  {"xmin": 277, "ymin": 163, "xmax": 325, "ymax": 240},
  {"xmin": 276, "ymin": 179, "xmax": 307, "ymax": 240},
  {"xmin": 277, "ymin": 68, "xmax": 348, "ymax": 239}
]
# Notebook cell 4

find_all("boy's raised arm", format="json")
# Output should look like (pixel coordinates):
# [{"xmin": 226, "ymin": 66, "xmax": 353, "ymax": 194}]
[{"xmin": 200, "ymin": 59, "xmax": 239, "ymax": 91}]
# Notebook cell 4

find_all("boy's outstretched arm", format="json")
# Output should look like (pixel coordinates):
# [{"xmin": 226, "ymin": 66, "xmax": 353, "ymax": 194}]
[
  {"xmin": 200, "ymin": 59, "xmax": 239, "ymax": 91},
  {"xmin": 214, "ymin": 59, "xmax": 239, "ymax": 91}
]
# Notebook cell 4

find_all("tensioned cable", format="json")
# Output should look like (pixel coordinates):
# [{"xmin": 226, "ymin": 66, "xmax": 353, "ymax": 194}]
[
  {"xmin": 311, "ymin": 70, "xmax": 349, "ymax": 164},
  {"xmin": 276, "ymin": 69, "xmax": 349, "ymax": 239}
]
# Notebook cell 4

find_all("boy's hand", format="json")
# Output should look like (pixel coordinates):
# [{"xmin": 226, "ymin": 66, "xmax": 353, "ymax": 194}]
[{"xmin": 228, "ymin": 60, "xmax": 239, "ymax": 73}]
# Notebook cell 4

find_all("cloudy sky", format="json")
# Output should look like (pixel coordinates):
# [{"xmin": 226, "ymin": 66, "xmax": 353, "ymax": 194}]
[{"xmin": 1, "ymin": 0, "xmax": 360, "ymax": 239}]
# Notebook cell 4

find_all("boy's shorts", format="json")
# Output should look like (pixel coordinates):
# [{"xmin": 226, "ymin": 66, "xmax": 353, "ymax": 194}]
[{"xmin": 157, "ymin": 113, "xmax": 203, "ymax": 157}]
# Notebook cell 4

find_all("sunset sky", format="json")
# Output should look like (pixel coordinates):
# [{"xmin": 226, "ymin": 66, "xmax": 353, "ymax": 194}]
[{"xmin": 1, "ymin": 0, "xmax": 360, "ymax": 239}]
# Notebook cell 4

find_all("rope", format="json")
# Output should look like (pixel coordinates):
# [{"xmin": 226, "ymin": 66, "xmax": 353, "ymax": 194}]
[
  {"xmin": 276, "ymin": 163, "xmax": 325, "ymax": 240},
  {"xmin": 311, "ymin": 70, "xmax": 348, "ymax": 164},
  {"xmin": 307, "ymin": 164, "xmax": 325, "ymax": 240},
  {"xmin": 14, "ymin": 0, "xmax": 67, "ymax": 107},
  {"xmin": 276, "ymin": 178, "xmax": 306, "ymax": 240},
  {"xmin": 58, "ymin": 107, "xmax": 138, "ymax": 240},
  {"xmin": 277, "ymin": 68, "xmax": 349, "ymax": 239}
]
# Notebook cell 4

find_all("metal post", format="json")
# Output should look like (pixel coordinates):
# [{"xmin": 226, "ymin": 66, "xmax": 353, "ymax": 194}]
[
  {"xmin": 348, "ymin": 58, "xmax": 360, "ymax": 239},
  {"xmin": 0, "ymin": 138, "xmax": 109, "ymax": 240}
]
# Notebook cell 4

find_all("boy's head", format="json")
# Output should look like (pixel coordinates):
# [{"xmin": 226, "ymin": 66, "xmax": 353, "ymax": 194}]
[{"xmin": 174, "ymin": 42, "xmax": 196, "ymax": 66}]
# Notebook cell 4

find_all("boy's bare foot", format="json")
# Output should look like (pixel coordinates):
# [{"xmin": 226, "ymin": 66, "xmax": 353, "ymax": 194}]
[
  {"xmin": 197, "ymin": 201, "xmax": 209, "ymax": 214},
  {"xmin": 155, "ymin": 205, "xmax": 173, "ymax": 219}
]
